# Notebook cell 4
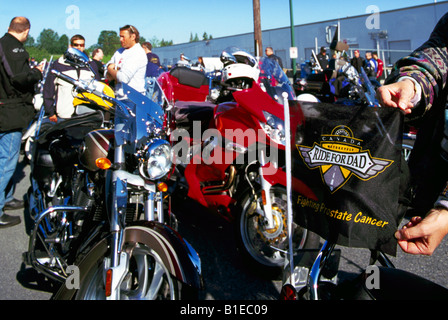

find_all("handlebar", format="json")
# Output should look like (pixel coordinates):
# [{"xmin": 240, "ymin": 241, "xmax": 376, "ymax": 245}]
[{"xmin": 51, "ymin": 69, "xmax": 131, "ymax": 118}]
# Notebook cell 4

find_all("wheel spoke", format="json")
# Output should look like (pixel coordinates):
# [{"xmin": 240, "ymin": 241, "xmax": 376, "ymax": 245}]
[
  {"xmin": 77, "ymin": 243, "xmax": 176, "ymax": 300},
  {"xmin": 146, "ymin": 262, "xmax": 166, "ymax": 299}
]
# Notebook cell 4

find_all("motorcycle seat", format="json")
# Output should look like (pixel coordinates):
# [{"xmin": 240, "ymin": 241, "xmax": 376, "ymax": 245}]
[
  {"xmin": 173, "ymin": 101, "xmax": 215, "ymax": 134},
  {"xmin": 170, "ymin": 67, "xmax": 208, "ymax": 89},
  {"xmin": 37, "ymin": 111, "xmax": 104, "ymax": 144}
]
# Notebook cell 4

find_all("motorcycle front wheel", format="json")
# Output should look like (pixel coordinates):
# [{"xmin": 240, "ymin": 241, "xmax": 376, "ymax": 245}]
[
  {"xmin": 235, "ymin": 185, "xmax": 321, "ymax": 278},
  {"xmin": 76, "ymin": 242, "xmax": 180, "ymax": 300},
  {"xmin": 54, "ymin": 226, "xmax": 197, "ymax": 300}
]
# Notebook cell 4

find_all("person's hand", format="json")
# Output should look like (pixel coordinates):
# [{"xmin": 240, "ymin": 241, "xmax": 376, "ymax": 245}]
[
  {"xmin": 376, "ymin": 79, "xmax": 415, "ymax": 114},
  {"xmin": 49, "ymin": 115, "xmax": 58, "ymax": 123},
  {"xmin": 106, "ymin": 63, "xmax": 118, "ymax": 81},
  {"xmin": 35, "ymin": 63, "xmax": 44, "ymax": 73},
  {"xmin": 395, "ymin": 208, "xmax": 448, "ymax": 255}
]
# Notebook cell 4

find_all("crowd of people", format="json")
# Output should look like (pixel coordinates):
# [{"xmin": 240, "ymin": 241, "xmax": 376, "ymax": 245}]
[
  {"xmin": 0, "ymin": 14, "xmax": 447, "ymax": 280},
  {"xmin": 312, "ymin": 46, "xmax": 384, "ymax": 83}
]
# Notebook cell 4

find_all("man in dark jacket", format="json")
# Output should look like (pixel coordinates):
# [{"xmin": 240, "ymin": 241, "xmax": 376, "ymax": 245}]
[
  {"xmin": 265, "ymin": 47, "xmax": 283, "ymax": 69},
  {"xmin": 0, "ymin": 17, "xmax": 42, "ymax": 228},
  {"xmin": 350, "ymin": 50, "xmax": 364, "ymax": 74}
]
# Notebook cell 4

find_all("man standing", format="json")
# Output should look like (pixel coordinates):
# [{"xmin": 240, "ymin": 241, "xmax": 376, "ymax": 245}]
[
  {"xmin": 316, "ymin": 46, "xmax": 329, "ymax": 71},
  {"xmin": 43, "ymin": 34, "xmax": 97, "ymax": 122},
  {"xmin": 91, "ymin": 48, "xmax": 105, "ymax": 80},
  {"xmin": 372, "ymin": 51, "xmax": 384, "ymax": 81},
  {"xmin": 106, "ymin": 25, "xmax": 147, "ymax": 94},
  {"xmin": 350, "ymin": 50, "xmax": 364, "ymax": 74},
  {"xmin": 265, "ymin": 46, "xmax": 283, "ymax": 69},
  {"xmin": 141, "ymin": 42, "xmax": 162, "ymax": 78},
  {"xmin": 0, "ymin": 17, "xmax": 42, "ymax": 228},
  {"xmin": 365, "ymin": 51, "xmax": 381, "ymax": 88}
]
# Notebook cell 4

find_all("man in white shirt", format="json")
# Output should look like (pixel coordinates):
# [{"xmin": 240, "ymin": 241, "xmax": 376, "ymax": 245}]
[{"xmin": 106, "ymin": 25, "xmax": 147, "ymax": 94}]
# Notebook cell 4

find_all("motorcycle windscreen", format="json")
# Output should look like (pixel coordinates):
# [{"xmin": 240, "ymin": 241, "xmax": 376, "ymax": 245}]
[{"xmin": 291, "ymin": 102, "xmax": 408, "ymax": 256}]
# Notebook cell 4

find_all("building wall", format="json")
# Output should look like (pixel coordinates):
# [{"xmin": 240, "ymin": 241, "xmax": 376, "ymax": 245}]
[{"xmin": 154, "ymin": 2, "xmax": 448, "ymax": 70}]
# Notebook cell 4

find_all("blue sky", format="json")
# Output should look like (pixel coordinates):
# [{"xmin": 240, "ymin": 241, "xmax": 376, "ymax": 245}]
[{"xmin": 0, "ymin": 0, "xmax": 442, "ymax": 47}]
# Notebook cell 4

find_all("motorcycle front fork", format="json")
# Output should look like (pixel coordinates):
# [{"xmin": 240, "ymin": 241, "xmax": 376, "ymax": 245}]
[
  {"xmin": 106, "ymin": 170, "xmax": 165, "ymax": 299},
  {"xmin": 105, "ymin": 172, "xmax": 128, "ymax": 300},
  {"xmin": 258, "ymin": 150, "xmax": 276, "ymax": 230}
]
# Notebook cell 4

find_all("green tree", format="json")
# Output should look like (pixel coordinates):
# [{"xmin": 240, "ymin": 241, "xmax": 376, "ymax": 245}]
[
  {"xmin": 37, "ymin": 28, "xmax": 60, "ymax": 53},
  {"xmin": 57, "ymin": 34, "xmax": 69, "ymax": 53},
  {"xmin": 189, "ymin": 32, "xmax": 199, "ymax": 42},
  {"xmin": 25, "ymin": 46, "xmax": 51, "ymax": 62},
  {"xmin": 25, "ymin": 35, "xmax": 35, "ymax": 47},
  {"xmin": 160, "ymin": 39, "xmax": 173, "ymax": 47},
  {"xmin": 97, "ymin": 30, "xmax": 120, "ymax": 55}
]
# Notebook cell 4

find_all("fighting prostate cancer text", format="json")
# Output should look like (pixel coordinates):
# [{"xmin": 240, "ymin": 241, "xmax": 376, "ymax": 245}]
[{"xmin": 296, "ymin": 195, "xmax": 389, "ymax": 228}]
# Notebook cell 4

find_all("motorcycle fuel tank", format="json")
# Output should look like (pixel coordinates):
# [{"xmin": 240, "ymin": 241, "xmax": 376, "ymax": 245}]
[{"xmin": 80, "ymin": 129, "xmax": 114, "ymax": 172}]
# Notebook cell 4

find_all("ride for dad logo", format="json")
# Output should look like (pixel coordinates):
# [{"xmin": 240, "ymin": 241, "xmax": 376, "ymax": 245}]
[
  {"xmin": 295, "ymin": 124, "xmax": 395, "ymax": 234},
  {"xmin": 297, "ymin": 125, "xmax": 394, "ymax": 193}
]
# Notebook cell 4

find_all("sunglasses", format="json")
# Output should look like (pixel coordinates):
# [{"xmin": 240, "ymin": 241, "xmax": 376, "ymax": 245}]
[
  {"xmin": 123, "ymin": 25, "xmax": 136, "ymax": 34},
  {"xmin": 72, "ymin": 42, "xmax": 85, "ymax": 48}
]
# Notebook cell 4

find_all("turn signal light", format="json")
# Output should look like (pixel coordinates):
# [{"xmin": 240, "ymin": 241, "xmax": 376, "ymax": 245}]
[
  {"xmin": 105, "ymin": 269, "xmax": 113, "ymax": 297},
  {"xmin": 261, "ymin": 190, "xmax": 267, "ymax": 206},
  {"xmin": 157, "ymin": 182, "xmax": 168, "ymax": 192},
  {"xmin": 96, "ymin": 157, "xmax": 112, "ymax": 170},
  {"xmin": 279, "ymin": 284, "xmax": 297, "ymax": 300}
]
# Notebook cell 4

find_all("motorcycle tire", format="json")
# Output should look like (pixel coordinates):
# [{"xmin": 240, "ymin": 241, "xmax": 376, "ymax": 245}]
[
  {"xmin": 52, "ymin": 226, "xmax": 198, "ymax": 300},
  {"xmin": 234, "ymin": 185, "xmax": 321, "ymax": 279}
]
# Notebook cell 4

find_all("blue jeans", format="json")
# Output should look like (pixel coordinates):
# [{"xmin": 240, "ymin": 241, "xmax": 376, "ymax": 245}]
[{"xmin": 0, "ymin": 130, "xmax": 22, "ymax": 217}]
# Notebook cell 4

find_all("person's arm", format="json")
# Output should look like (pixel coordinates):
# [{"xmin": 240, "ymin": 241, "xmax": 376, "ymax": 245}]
[
  {"xmin": 378, "ymin": 13, "xmax": 448, "ymax": 116},
  {"xmin": 106, "ymin": 63, "xmax": 118, "ymax": 82},
  {"xmin": 42, "ymin": 61, "xmax": 58, "ymax": 122},
  {"xmin": 114, "ymin": 49, "xmax": 146, "ymax": 84},
  {"xmin": 105, "ymin": 51, "xmax": 119, "ymax": 82}
]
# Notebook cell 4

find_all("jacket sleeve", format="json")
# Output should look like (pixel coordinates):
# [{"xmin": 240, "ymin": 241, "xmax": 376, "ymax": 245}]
[
  {"xmin": 42, "ymin": 61, "xmax": 57, "ymax": 117},
  {"xmin": 386, "ymin": 12, "xmax": 448, "ymax": 117},
  {"xmin": 10, "ymin": 68, "xmax": 42, "ymax": 92},
  {"xmin": 386, "ymin": 13, "xmax": 448, "ymax": 211},
  {"xmin": 435, "ymin": 182, "xmax": 448, "ymax": 210}
]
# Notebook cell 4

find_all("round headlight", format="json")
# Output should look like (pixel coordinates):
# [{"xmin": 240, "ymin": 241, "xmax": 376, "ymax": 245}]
[{"xmin": 139, "ymin": 140, "xmax": 173, "ymax": 180}]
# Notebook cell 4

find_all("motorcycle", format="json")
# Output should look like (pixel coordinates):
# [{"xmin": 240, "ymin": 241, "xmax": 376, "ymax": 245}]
[
  {"xmin": 164, "ymin": 47, "xmax": 320, "ymax": 277},
  {"xmin": 23, "ymin": 48, "xmax": 202, "ymax": 300},
  {"xmin": 296, "ymin": 56, "xmax": 417, "ymax": 163},
  {"xmin": 295, "ymin": 57, "xmax": 378, "ymax": 107},
  {"xmin": 158, "ymin": 62, "xmax": 210, "ymax": 103}
]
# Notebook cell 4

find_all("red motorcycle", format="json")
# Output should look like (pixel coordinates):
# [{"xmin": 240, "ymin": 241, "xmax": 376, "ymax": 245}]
[
  {"xmin": 158, "ymin": 64, "xmax": 210, "ymax": 103},
  {"xmin": 163, "ymin": 48, "xmax": 320, "ymax": 276}
]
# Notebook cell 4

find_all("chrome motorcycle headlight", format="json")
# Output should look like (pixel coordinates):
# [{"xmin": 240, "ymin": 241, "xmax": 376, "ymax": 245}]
[
  {"xmin": 260, "ymin": 111, "xmax": 286, "ymax": 146},
  {"xmin": 139, "ymin": 139, "xmax": 173, "ymax": 181}
]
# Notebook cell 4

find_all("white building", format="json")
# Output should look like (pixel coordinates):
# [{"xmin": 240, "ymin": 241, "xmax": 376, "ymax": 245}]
[{"xmin": 154, "ymin": 2, "xmax": 448, "ymax": 72}]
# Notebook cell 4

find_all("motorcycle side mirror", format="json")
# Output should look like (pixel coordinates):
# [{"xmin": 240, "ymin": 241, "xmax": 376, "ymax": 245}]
[{"xmin": 64, "ymin": 48, "xmax": 91, "ymax": 70}]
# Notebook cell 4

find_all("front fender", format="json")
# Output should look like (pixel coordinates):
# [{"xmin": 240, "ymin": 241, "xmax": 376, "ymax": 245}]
[
  {"xmin": 53, "ymin": 222, "xmax": 202, "ymax": 300},
  {"xmin": 125, "ymin": 221, "xmax": 203, "ymax": 290}
]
